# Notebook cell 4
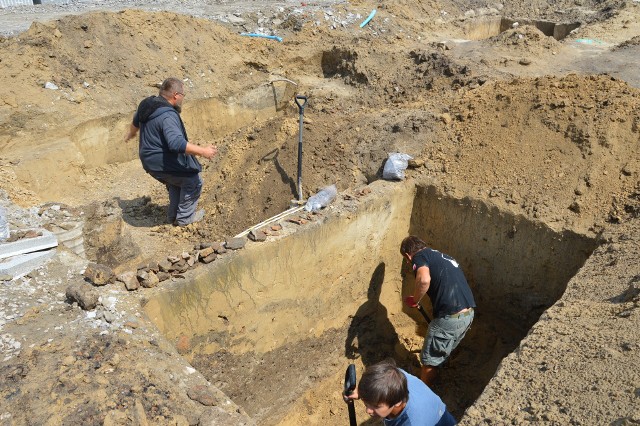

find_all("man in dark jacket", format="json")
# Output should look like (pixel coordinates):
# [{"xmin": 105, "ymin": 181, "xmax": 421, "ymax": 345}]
[
  {"xmin": 400, "ymin": 235, "xmax": 476, "ymax": 387},
  {"xmin": 124, "ymin": 77, "xmax": 217, "ymax": 226}
]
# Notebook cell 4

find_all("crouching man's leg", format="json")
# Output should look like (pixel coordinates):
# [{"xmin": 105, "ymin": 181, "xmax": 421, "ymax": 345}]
[{"xmin": 176, "ymin": 173, "xmax": 204, "ymax": 226}]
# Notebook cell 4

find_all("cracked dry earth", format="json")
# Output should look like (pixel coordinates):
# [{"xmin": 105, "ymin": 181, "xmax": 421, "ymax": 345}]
[{"xmin": 0, "ymin": 0, "xmax": 640, "ymax": 425}]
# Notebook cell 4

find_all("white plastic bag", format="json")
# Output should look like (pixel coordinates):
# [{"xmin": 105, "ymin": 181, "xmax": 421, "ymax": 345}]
[
  {"xmin": 382, "ymin": 153, "xmax": 413, "ymax": 180},
  {"xmin": 304, "ymin": 185, "xmax": 337, "ymax": 212}
]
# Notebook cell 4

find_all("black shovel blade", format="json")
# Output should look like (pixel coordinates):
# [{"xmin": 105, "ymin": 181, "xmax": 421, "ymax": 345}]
[
  {"xmin": 344, "ymin": 364, "xmax": 357, "ymax": 426},
  {"xmin": 344, "ymin": 364, "xmax": 357, "ymax": 395}
]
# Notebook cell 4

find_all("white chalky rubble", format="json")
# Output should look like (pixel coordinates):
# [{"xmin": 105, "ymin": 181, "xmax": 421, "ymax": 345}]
[
  {"xmin": 0, "ymin": 195, "xmax": 139, "ymax": 366},
  {"xmin": 0, "ymin": 0, "xmax": 350, "ymax": 36},
  {"xmin": 0, "ymin": 333, "xmax": 21, "ymax": 361}
]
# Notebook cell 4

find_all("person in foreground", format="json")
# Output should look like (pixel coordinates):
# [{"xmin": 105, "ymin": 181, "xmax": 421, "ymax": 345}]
[
  {"xmin": 400, "ymin": 235, "xmax": 476, "ymax": 387},
  {"xmin": 343, "ymin": 359, "xmax": 457, "ymax": 425},
  {"xmin": 124, "ymin": 77, "xmax": 217, "ymax": 226}
]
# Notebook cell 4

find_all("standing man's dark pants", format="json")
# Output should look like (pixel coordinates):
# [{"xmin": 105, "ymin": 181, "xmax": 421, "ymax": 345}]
[{"xmin": 149, "ymin": 171, "xmax": 202, "ymax": 226}]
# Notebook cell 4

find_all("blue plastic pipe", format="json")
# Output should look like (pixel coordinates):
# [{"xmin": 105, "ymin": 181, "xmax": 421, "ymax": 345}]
[
  {"xmin": 240, "ymin": 33, "xmax": 283, "ymax": 42},
  {"xmin": 359, "ymin": 9, "xmax": 376, "ymax": 28}
]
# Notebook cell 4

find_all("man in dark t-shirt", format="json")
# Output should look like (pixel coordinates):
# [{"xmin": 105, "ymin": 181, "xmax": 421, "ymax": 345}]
[{"xmin": 400, "ymin": 235, "xmax": 476, "ymax": 387}]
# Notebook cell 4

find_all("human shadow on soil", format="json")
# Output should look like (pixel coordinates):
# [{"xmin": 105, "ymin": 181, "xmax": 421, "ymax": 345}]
[
  {"xmin": 260, "ymin": 148, "xmax": 297, "ymax": 199},
  {"xmin": 345, "ymin": 262, "xmax": 416, "ymax": 370},
  {"xmin": 115, "ymin": 196, "xmax": 167, "ymax": 227}
]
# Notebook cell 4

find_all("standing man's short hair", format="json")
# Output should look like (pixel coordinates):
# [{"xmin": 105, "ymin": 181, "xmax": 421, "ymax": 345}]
[
  {"xmin": 358, "ymin": 359, "xmax": 408, "ymax": 407},
  {"xmin": 400, "ymin": 235, "xmax": 428, "ymax": 257},
  {"xmin": 160, "ymin": 77, "xmax": 183, "ymax": 97}
]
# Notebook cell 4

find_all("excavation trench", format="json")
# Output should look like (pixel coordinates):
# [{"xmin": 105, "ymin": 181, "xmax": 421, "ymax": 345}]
[
  {"xmin": 464, "ymin": 16, "xmax": 580, "ymax": 40},
  {"xmin": 143, "ymin": 181, "xmax": 597, "ymax": 423},
  {"xmin": 11, "ymin": 81, "xmax": 293, "ymax": 202}
]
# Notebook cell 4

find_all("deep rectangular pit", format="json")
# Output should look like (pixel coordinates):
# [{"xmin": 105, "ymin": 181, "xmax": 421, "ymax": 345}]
[
  {"xmin": 464, "ymin": 16, "xmax": 580, "ymax": 41},
  {"xmin": 143, "ymin": 182, "xmax": 597, "ymax": 424}
]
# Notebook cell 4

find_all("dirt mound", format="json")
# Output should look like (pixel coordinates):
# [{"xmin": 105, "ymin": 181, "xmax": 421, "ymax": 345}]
[
  {"xmin": 444, "ymin": 73, "xmax": 640, "ymax": 232},
  {"xmin": 0, "ymin": 10, "xmax": 253, "ymax": 134},
  {"xmin": 614, "ymin": 34, "xmax": 640, "ymax": 50},
  {"xmin": 489, "ymin": 24, "xmax": 562, "ymax": 53}
]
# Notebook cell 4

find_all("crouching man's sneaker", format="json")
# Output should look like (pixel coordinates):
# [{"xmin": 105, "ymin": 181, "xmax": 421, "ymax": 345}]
[{"xmin": 177, "ymin": 209, "xmax": 205, "ymax": 226}]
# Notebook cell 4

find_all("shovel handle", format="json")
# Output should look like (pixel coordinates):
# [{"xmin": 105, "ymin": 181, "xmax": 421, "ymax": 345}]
[
  {"xmin": 347, "ymin": 402, "xmax": 356, "ymax": 426},
  {"xmin": 344, "ymin": 364, "xmax": 357, "ymax": 426},
  {"xmin": 295, "ymin": 95, "xmax": 307, "ymax": 110},
  {"xmin": 417, "ymin": 303, "xmax": 432, "ymax": 324}
]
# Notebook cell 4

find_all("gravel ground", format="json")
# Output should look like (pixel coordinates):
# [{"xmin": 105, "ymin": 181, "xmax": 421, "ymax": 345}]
[{"xmin": 0, "ymin": 0, "xmax": 349, "ymax": 36}]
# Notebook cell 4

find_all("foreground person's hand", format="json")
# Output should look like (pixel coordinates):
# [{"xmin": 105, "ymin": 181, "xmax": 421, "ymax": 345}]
[
  {"xmin": 343, "ymin": 388, "xmax": 359, "ymax": 403},
  {"xmin": 404, "ymin": 295, "xmax": 418, "ymax": 308}
]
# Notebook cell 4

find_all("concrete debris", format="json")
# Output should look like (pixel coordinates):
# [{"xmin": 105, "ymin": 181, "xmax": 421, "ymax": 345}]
[
  {"xmin": 199, "ymin": 246, "xmax": 217, "ymax": 263},
  {"xmin": 225, "ymin": 237, "xmax": 246, "ymax": 250},
  {"xmin": 84, "ymin": 262, "xmax": 115, "ymax": 286},
  {"xmin": 201, "ymin": 252, "xmax": 217, "ymax": 264},
  {"xmin": 0, "ymin": 196, "xmax": 60, "ymax": 279},
  {"xmin": 123, "ymin": 318, "xmax": 139, "ymax": 329},
  {"xmin": 39, "ymin": 203, "xmax": 85, "ymax": 257},
  {"xmin": 288, "ymin": 217, "xmax": 308, "ymax": 225},
  {"xmin": 225, "ymin": 14, "xmax": 246, "ymax": 25},
  {"xmin": 49, "ymin": 221, "xmax": 84, "ymax": 256},
  {"xmin": 248, "ymin": 230, "xmax": 267, "ymax": 242},
  {"xmin": 212, "ymin": 242, "xmax": 227, "ymax": 254},
  {"xmin": 138, "ymin": 270, "xmax": 159, "ymax": 288},
  {"xmin": 83, "ymin": 200, "xmax": 141, "ymax": 268},
  {"xmin": 97, "ymin": 309, "xmax": 116, "ymax": 323},
  {"xmin": 187, "ymin": 385, "xmax": 218, "ymax": 406},
  {"xmin": 117, "ymin": 271, "xmax": 139, "ymax": 291},
  {"xmin": 0, "ymin": 333, "xmax": 22, "ymax": 360},
  {"xmin": 199, "ymin": 246, "xmax": 215, "ymax": 258},
  {"xmin": 65, "ymin": 282, "xmax": 99, "ymax": 310},
  {"xmin": 0, "ymin": 249, "xmax": 56, "ymax": 280},
  {"xmin": 173, "ymin": 260, "xmax": 189, "ymax": 273},
  {"xmin": 158, "ymin": 259, "xmax": 174, "ymax": 272},
  {"xmin": 101, "ymin": 295, "xmax": 117, "ymax": 311}
]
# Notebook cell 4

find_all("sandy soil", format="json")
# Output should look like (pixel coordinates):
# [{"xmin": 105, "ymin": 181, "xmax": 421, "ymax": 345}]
[{"xmin": 0, "ymin": 0, "xmax": 639, "ymax": 424}]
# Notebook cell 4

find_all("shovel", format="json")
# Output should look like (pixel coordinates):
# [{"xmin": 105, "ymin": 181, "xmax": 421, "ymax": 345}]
[
  {"xmin": 343, "ymin": 364, "xmax": 357, "ymax": 426},
  {"xmin": 405, "ymin": 296, "xmax": 431, "ymax": 324},
  {"xmin": 294, "ymin": 95, "xmax": 307, "ymax": 203},
  {"xmin": 417, "ymin": 303, "xmax": 431, "ymax": 324}
]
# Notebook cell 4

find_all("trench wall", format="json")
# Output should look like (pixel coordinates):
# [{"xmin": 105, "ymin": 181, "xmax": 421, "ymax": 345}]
[
  {"xmin": 410, "ymin": 186, "xmax": 597, "ymax": 321},
  {"xmin": 144, "ymin": 181, "xmax": 597, "ymax": 358},
  {"xmin": 464, "ymin": 16, "xmax": 580, "ymax": 41},
  {"xmin": 143, "ymin": 180, "xmax": 416, "ymax": 356},
  {"xmin": 12, "ymin": 83, "xmax": 291, "ymax": 201}
]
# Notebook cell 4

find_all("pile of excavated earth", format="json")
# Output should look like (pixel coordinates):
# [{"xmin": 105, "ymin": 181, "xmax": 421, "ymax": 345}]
[{"xmin": 0, "ymin": 0, "xmax": 639, "ymax": 424}]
